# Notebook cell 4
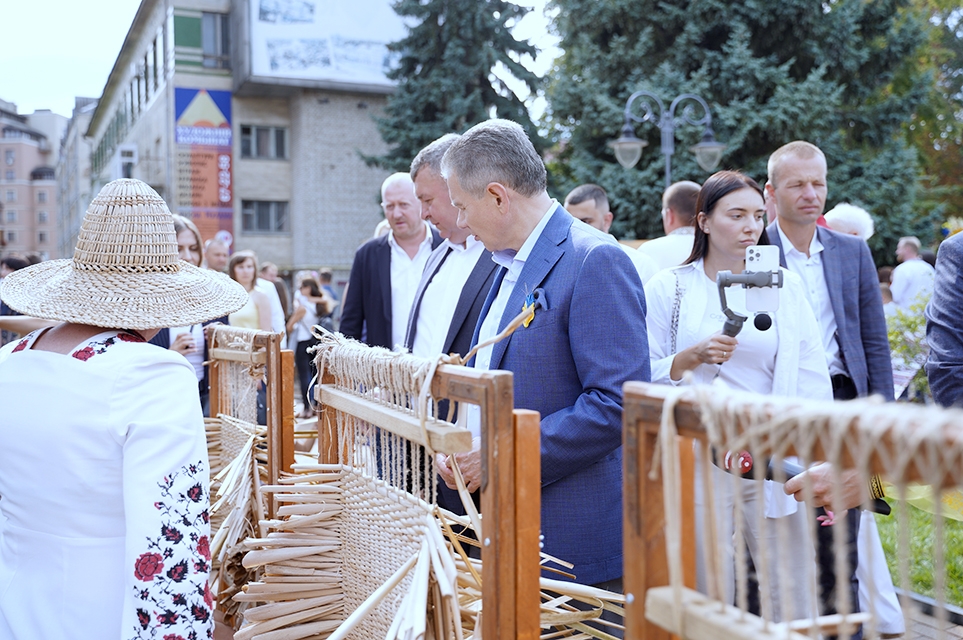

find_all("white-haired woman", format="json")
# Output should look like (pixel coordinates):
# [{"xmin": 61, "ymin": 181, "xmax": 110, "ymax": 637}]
[
  {"xmin": 824, "ymin": 203, "xmax": 875, "ymax": 240},
  {"xmin": 0, "ymin": 179, "xmax": 247, "ymax": 639}
]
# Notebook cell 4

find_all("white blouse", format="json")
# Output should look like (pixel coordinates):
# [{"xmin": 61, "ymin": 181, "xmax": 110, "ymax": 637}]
[{"xmin": 0, "ymin": 329, "xmax": 214, "ymax": 640}]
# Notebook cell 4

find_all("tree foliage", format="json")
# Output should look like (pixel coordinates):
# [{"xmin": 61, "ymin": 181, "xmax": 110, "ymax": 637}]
[
  {"xmin": 544, "ymin": 0, "xmax": 948, "ymax": 263},
  {"xmin": 369, "ymin": 0, "xmax": 542, "ymax": 172}
]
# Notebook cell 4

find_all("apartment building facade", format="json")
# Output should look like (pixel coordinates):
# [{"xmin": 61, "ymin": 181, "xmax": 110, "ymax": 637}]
[
  {"xmin": 86, "ymin": 0, "xmax": 403, "ymax": 275},
  {"xmin": 0, "ymin": 100, "xmax": 67, "ymax": 260}
]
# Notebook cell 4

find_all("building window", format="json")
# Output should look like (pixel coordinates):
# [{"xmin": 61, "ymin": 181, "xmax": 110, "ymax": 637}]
[
  {"xmin": 4, "ymin": 170, "xmax": 12, "ymax": 180},
  {"xmin": 6, "ymin": 210, "xmax": 15, "ymax": 223},
  {"xmin": 37, "ymin": 191, "xmax": 46, "ymax": 203},
  {"xmin": 4, "ymin": 150, "xmax": 12, "ymax": 165},
  {"xmin": 240, "ymin": 126, "xmax": 287, "ymax": 159},
  {"xmin": 5, "ymin": 190, "xmax": 14, "ymax": 202},
  {"xmin": 38, "ymin": 231, "xmax": 47, "ymax": 244},
  {"xmin": 38, "ymin": 211, "xmax": 48, "ymax": 224},
  {"xmin": 242, "ymin": 200, "xmax": 289, "ymax": 233},
  {"xmin": 201, "ymin": 12, "xmax": 230, "ymax": 69},
  {"xmin": 5, "ymin": 231, "xmax": 16, "ymax": 243}
]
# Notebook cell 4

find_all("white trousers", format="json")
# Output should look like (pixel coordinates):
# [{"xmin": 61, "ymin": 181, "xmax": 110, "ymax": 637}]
[{"xmin": 694, "ymin": 453, "xmax": 819, "ymax": 623}]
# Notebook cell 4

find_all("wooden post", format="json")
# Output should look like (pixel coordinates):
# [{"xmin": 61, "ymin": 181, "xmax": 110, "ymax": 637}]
[
  {"xmin": 316, "ymin": 366, "xmax": 338, "ymax": 465},
  {"xmin": 264, "ymin": 334, "xmax": 283, "ymax": 518},
  {"xmin": 513, "ymin": 409, "xmax": 541, "ymax": 640},
  {"xmin": 279, "ymin": 349, "xmax": 295, "ymax": 473},
  {"xmin": 623, "ymin": 397, "xmax": 673, "ymax": 640},
  {"xmin": 480, "ymin": 373, "xmax": 517, "ymax": 640}
]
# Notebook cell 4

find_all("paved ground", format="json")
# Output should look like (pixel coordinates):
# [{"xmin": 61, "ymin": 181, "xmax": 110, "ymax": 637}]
[{"xmin": 906, "ymin": 607, "xmax": 963, "ymax": 639}]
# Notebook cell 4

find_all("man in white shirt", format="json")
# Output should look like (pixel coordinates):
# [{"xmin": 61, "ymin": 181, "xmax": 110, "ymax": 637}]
[
  {"xmin": 203, "ymin": 238, "xmax": 230, "ymax": 272},
  {"xmin": 636, "ymin": 180, "xmax": 701, "ymax": 270},
  {"xmin": 562, "ymin": 184, "xmax": 658, "ymax": 284},
  {"xmin": 340, "ymin": 173, "xmax": 441, "ymax": 349},
  {"xmin": 405, "ymin": 134, "xmax": 498, "ymax": 360},
  {"xmin": 439, "ymin": 119, "xmax": 649, "ymax": 606},
  {"xmin": 766, "ymin": 140, "xmax": 897, "ymax": 637},
  {"xmin": 891, "ymin": 235, "xmax": 935, "ymax": 309},
  {"xmin": 403, "ymin": 134, "xmax": 499, "ymax": 520}
]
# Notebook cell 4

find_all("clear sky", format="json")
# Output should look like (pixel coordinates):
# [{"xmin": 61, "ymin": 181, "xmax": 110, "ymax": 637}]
[{"xmin": 0, "ymin": 0, "xmax": 558, "ymax": 119}]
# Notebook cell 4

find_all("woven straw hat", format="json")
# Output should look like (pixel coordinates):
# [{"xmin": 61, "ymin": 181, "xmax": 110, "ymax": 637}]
[{"xmin": 0, "ymin": 179, "xmax": 248, "ymax": 330}]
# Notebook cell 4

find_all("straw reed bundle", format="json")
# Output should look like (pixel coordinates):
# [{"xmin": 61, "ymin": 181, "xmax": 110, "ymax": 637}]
[{"xmin": 206, "ymin": 414, "xmax": 268, "ymax": 625}]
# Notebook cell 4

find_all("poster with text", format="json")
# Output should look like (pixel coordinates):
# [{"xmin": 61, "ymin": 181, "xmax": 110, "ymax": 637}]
[{"xmin": 174, "ymin": 88, "xmax": 233, "ymax": 244}]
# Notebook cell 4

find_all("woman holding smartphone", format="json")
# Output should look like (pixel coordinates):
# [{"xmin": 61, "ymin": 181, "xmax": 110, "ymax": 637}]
[{"xmin": 644, "ymin": 170, "xmax": 831, "ymax": 622}]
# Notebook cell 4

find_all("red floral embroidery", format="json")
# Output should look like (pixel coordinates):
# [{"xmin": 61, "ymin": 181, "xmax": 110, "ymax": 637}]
[
  {"xmin": 134, "ymin": 552, "xmax": 165, "ymax": 581},
  {"xmin": 12, "ymin": 338, "xmax": 28, "ymax": 352},
  {"xmin": 72, "ymin": 346, "xmax": 96, "ymax": 362},
  {"xmin": 132, "ymin": 460, "xmax": 213, "ymax": 639},
  {"xmin": 196, "ymin": 535, "xmax": 211, "ymax": 561}
]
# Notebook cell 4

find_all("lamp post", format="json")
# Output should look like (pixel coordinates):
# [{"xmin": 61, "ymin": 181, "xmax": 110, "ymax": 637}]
[{"xmin": 608, "ymin": 91, "xmax": 726, "ymax": 188}]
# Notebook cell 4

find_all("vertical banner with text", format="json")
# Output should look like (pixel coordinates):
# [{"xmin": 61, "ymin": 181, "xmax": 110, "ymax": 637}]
[{"xmin": 174, "ymin": 88, "xmax": 233, "ymax": 244}]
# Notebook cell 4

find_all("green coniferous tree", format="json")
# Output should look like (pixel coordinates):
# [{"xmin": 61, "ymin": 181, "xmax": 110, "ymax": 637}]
[
  {"xmin": 370, "ymin": 0, "xmax": 542, "ymax": 172},
  {"xmin": 544, "ymin": 0, "xmax": 935, "ymax": 259}
]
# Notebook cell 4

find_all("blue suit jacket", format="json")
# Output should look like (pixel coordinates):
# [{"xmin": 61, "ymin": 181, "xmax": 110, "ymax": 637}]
[
  {"xmin": 925, "ymin": 232, "xmax": 963, "ymax": 407},
  {"xmin": 473, "ymin": 205, "xmax": 650, "ymax": 584},
  {"xmin": 768, "ymin": 223, "xmax": 894, "ymax": 399}
]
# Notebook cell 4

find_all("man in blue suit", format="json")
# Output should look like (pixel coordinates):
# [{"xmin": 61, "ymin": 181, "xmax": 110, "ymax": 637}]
[
  {"xmin": 767, "ymin": 140, "xmax": 894, "ymax": 638},
  {"xmin": 437, "ymin": 119, "xmax": 650, "ymax": 595}
]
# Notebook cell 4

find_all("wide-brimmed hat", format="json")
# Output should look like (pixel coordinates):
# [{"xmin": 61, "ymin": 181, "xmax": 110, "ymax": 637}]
[{"xmin": 0, "ymin": 179, "xmax": 248, "ymax": 330}]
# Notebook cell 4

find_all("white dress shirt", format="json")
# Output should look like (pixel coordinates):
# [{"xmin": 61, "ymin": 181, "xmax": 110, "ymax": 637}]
[
  {"xmin": 776, "ymin": 222, "xmax": 846, "ymax": 377},
  {"xmin": 890, "ymin": 258, "xmax": 935, "ymax": 309},
  {"xmin": 411, "ymin": 236, "xmax": 486, "ymax": 358},
  {"xmin": 636, "ymin": 226, "xmax": 695, "ymax": 271},
  {"xmin": 255, "ymin": 277, "xmax": 286, "ymax": 336},
  {"xmin": 389, "ymin": 225, "xmax": 435, "ymax": 350}
]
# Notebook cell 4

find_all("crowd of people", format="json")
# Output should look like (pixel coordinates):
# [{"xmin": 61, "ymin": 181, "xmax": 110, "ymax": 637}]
[
  {"xmin": 336, "ymin": 122, "xmax": 961, "ymax": 638},
  {"xmin": 1, "ymin": 117, "xmax": 961, "ymax": 638}
]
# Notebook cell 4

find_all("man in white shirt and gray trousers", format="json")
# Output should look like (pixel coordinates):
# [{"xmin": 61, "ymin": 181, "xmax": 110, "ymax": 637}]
[{"xmin": 766, "ymin": 140, "xmax": 898, "ymax": 638}]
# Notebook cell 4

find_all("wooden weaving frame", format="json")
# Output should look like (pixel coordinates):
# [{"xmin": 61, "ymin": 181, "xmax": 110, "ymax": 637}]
[
  {"xmin": 622, "ymin": 381, "xmax": 963, "ymax": 640},
  {"xmin": 208, "ymin": 330, "xmax": 295, "ymax": 518},
  {"xmin": 316, "ymin": 362, "xmax": 541, "ymax": 640}
]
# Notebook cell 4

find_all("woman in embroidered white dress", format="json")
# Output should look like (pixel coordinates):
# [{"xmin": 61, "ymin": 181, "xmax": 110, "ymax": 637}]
[
  {"xmin": 0, "ymin": 179, "xmax": 247, "ymax": 640},
  {"xmin": 644, "ymin": 170, "xmax": 832, "ymax": 623}
]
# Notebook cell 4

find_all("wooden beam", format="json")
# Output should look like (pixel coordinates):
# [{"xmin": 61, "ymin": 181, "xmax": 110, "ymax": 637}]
[
  {"xmin": 514, "ymin": 409, "xmax": 541, "ymax": 640},
  {"xmin": 316, "ymin": 368, "xmax": 338, "ymax": 466},
  {"xmin": 318, "ymin": 386, "xmax": 473, "ymax": 454},
  {"xmin": 263, "ymin": 333, "xmax": 283, "ymax": 519},
  {"xmin": 623, "ymin": 381, "xmax": 963, "ymax": 488},
  {"xmin": 644, "ymin": 587, "xmax": 810, "ymax": 640},
  {"xmin": 279, "ymin": 349, "xmax": 295, "ymax": 474},
  {"xmin": 623, "ymin": 397, "xmax": 673, "ymax": 640},
  {"xmin": 481, "ymin": 371, "xmax": 517, "ymax": 640}
]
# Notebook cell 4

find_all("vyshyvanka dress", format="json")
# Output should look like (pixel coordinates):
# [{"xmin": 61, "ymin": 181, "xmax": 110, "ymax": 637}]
[{"xmin": 0, "ymin": 329, "xmax": 214, "ymax": 639}]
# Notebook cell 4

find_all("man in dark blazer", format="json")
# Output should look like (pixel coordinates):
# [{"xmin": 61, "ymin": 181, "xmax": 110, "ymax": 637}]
[
  {"xmin": 767, "ymin": 141, "xmax": 894, "ymax": 638},
  {"xmin": 439, "ymin": 119, "xmax": 650, "ymax": 598},
  {"xmin": 403, "ymin": 134, "xmax": 498, "ymax": 517},
  {"xmin": 340, "ymin": 173, "xmax": 441, "ymax": 349},
  {"xmin": 405, "ymin": 134, "xmax": 498, "ymax": 359},
  {"xmin": 926, "ymin": 231, "xmax": 963, "ymax": 407}
]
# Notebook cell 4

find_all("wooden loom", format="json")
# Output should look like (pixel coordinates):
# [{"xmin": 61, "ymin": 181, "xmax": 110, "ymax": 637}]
[
  {"xmin": 313, "ymin": 351, "xmax": 542, "ymax": 640},
  {"xmin": 622, "ymin": 382, "xmax": 963, "ymax": 640},
  {"xmin": 208, "ymin": 326, "xmax": 296, "ymax": 515},
  {"xmin": 222, "ymin": 332, "xmax": 549, "ymax": 640}
]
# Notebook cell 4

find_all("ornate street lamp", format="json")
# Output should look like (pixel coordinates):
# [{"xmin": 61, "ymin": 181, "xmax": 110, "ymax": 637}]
[{"xmin": 608, "ymin": 91, "xmax": 727, "ymax": 188}]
